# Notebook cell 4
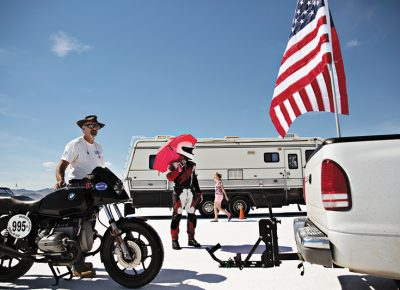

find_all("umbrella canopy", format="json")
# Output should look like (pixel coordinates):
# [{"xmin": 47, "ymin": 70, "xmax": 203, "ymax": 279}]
[{"xmin": 153, "ymin": 134, "xmax": 197, "ymax": 173}]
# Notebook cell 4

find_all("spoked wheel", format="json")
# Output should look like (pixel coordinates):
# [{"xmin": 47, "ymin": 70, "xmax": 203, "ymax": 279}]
[
  {"xmin": 101, "ymin": 221, "xmax": 164, "ymax": 288},
  {"xmin": 0, "ymin": 255, "xmax": 33, "ymax": 282}
]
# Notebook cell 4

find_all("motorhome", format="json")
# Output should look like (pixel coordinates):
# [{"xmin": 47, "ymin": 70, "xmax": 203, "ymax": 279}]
[{"xmin": 123, "ymin": 135, "xmax": 323, "ymax": 217}]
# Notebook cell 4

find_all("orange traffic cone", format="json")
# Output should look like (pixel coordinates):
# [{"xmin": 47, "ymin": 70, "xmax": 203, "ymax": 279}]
[{"xmin": 239, "ymin": 206, "xmax": 245, "ymax": 220}]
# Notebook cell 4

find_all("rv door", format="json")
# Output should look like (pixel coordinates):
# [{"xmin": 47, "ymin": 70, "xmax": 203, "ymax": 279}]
[{"xmin": 283, "ymin": 149, "xmax": 303, "ymax": 187}]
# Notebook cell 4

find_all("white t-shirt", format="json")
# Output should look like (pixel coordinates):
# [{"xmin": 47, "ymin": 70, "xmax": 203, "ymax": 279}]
[{"xmin": 61, "ymin": 136, "xmax": 105, "ymax": 181}]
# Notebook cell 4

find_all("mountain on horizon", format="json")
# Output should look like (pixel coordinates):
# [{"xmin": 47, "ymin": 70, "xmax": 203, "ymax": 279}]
[{"xmin": 13, "ymin": 188, "xmax": 53, "ymax": 200}]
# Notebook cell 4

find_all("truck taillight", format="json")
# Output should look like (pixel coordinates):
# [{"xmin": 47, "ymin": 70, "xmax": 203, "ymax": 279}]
[{"xmin": 321, "ymin": 159, "xmax": 351, "ymax": 211}]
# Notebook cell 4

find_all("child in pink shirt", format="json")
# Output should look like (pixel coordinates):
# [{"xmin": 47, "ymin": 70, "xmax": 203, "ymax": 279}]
[{"xmin": 212, "ymin": 172, "xmax": 232, "ymax": 222}]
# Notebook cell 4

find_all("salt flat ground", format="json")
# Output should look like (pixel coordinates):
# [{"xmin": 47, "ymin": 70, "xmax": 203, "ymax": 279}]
[{"xmin": 0, "ymin": 206, "xmax": 397, "ymax": 290}]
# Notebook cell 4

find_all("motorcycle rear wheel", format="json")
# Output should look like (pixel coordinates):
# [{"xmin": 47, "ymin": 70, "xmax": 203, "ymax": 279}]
[
  {"xmin": 101, "ymin": 221, "xmax": 164, "ymax": 288},
  {"xmin": 0, "ymin": 256, "xmax": 33, "ymax": 282}
]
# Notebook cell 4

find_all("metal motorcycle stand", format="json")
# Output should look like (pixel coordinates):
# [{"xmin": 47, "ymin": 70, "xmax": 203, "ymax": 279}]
[
  {"xmin": 206, "ymin": 205, "xmax": 304, "ymax": 274},
  {"xmin": 48, "ymin": 264, "xmax": 73, "ymax": 286}
]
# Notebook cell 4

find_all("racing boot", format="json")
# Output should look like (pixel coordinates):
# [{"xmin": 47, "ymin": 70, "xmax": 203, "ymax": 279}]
[
  {"xmin": 172, "ymin": 240, "xmax": 181, "ymax": 250},
  {"xmin": 188, "ymin": 239, "xmax": 201, "ymax": 247}
]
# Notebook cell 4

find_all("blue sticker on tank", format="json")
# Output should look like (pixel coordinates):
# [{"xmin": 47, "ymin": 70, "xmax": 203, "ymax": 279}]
[
  {"xmin": 95, "ymin": 182, "xmax": 108, "ymax": 191},
  {"xmin": 68, "ymin": 192, "xmax": 76, "ymax": 200}
]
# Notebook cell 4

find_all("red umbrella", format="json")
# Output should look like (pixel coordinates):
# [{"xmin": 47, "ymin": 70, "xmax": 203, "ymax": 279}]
[{"xmin": 153, "ymin": 134, "xmax": 197, "ymax": 173}]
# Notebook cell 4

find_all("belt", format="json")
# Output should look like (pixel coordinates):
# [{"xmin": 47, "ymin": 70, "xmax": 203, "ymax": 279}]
[{"xmin": 174, "ymin": 185, "xmax": 193, "ymax": 190}]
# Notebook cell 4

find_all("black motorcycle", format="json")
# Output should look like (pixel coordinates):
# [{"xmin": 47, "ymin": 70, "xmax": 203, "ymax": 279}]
[{"xmin": 0, "ymin": 167, "xmax": 164, "ymax": 288}]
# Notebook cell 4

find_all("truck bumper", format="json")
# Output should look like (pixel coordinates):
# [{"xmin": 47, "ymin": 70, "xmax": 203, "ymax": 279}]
[
  {"xmin": 327, "ymin": 230, "xmax": 400, "ymax": 280},
  {"xmin": 293, "ymin": 218, "xmax": 333, "ymax": 267}
]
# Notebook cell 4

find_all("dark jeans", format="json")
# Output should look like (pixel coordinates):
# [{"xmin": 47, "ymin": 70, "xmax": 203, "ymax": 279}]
[{"xmin": 72, "ymin": 256, "xmax": 87, "ymax": 271}]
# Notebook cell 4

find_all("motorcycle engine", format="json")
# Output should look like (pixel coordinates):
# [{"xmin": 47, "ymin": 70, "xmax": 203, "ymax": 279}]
[
  {"xmin": 37, "ymin": 232, "xmax": 68, "ymax": 252},
  {"xmin": 37, "ymin": 219, "xmax": 94, "ymax": 253}
]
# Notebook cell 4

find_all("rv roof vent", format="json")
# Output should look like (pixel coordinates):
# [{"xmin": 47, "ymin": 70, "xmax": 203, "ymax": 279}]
[
  {"xmin": 284, "ymin": 133, "xmax": 299, "ymax": 138},
  {"xmin": 224, "ymin": 136, "xmax": 240, "ymax": 139},
  {"xmin": 155, "ymin": 135, "xmax": 173, "ymax": 140}
]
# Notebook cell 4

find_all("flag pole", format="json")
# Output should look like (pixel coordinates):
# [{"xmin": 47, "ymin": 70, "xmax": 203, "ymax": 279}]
[
  {"xmin": 329, "ymin": 63, "xmax": 341, "ymax": 137},
  {"xmin": 325, "ymin": 0, "xmax": 341, "ymax": 138}
]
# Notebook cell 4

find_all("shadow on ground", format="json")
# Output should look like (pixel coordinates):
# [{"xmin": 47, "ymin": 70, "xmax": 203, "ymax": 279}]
[
  {"xmin": 152, "ymin": 268, "xmax": 226, "ymax": 288},
  {"xmin": 338, "ymin": 275, "xmax": 398, "ymax": 290},
  {"xmin": 0, "ymin": 272, "xmax": 119, "ymax": 290},
  {"xmin": 0, "ymin": 268, "xmax": 226, "ymax": 290}
]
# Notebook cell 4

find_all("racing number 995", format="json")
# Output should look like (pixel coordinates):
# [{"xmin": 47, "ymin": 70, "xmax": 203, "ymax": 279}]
[{"xmin": 12, "ymin": 220, "xmax": 26, "ymax": 232}]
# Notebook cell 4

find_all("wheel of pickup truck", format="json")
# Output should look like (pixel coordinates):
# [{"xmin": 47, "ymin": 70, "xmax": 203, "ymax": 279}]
[
  {"xmin": 229, "ymin": 196, "xmax": 251, "ymax": 217},
  {"xmin": 198, "ymin": 198, "xmax": 214, "ymax": 217}
]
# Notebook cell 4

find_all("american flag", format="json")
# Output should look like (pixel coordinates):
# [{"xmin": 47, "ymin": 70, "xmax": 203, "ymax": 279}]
[{"xmin": 270, "ymin": 0, "xmax": 349, "ymax": 137}]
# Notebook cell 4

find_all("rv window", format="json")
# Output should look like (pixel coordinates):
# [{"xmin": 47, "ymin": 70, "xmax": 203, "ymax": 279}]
[
  {"xmin": 305, "ymin": 150, "xmax": 315, "ymax": 162},
  {"xmin": 149, "ymin": 155, "xmax": 157, "ymax": 169},
  {"xmin": 228, "ymin": 169, "xmax": 243, "ymax": 180},
  {"xmin": 288, "ymin": 154, "xmax": 298, "ymax": 169},
  {"xmin": 264, "ymin": 152, "xmax": 280, "ymax": 163}
]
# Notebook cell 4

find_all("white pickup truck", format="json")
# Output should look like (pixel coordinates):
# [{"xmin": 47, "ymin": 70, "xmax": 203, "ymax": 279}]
[{"xmin": 294, "ymin": 134, "xmax": 400, "ymax": 284}]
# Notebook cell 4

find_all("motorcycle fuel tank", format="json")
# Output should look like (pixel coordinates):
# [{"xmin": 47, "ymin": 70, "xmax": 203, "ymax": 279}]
[{"xmin": 39, "ymin": 187, "xmax": 89, "ymax": 217}]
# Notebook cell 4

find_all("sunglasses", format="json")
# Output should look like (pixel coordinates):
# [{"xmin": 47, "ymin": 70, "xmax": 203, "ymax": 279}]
[{"xmin": 84, "ymin": 123, "xmax": 100, "ymax": 129}]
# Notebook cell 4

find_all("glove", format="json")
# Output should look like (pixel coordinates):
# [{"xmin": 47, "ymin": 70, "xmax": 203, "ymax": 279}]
[
  {"xmin": 169, "ymin": 161, "xmax": 183, "ymax": 172},
  {"xmin": 197, "ymin": 192, "xmax": 203, "ymax": 204},
  {"xmin": 168, "ymin": 162, "xmax": 177, "ymax": 171}
]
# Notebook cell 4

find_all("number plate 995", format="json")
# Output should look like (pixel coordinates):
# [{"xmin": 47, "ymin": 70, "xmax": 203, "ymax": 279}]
[{"xmin": 7, "ymin": 214, "xmax": 32, "ymax": 239}]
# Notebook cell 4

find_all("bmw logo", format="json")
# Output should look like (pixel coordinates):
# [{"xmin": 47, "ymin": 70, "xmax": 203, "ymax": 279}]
[{"xmin": 68, "ymin": 192, "xmax": 76, "ymax": 200}]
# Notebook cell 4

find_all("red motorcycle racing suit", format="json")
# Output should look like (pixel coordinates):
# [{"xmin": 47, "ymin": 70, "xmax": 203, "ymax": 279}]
[{"xmin": 167, "ymin": 159, "xmax": 202, "ymax": 242}]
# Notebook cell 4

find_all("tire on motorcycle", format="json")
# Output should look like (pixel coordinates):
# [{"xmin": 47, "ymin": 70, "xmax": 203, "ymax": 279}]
[
  {"xmin": 101, "ymin": 221, "xmax": 164, "ymax": 288},
  {"xmin": 0, "ymin": 257, "xmax": 33, "ymax": 282}
]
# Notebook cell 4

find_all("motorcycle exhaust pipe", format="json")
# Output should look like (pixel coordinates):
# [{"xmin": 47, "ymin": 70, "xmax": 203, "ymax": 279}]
[{"xmin": 0, "ymin": 244, "xmax": 34, "ymax": 261}]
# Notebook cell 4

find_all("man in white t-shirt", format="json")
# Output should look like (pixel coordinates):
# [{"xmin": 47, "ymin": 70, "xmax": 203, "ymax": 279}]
[
  {"xmin": 54, "ymin": 115, "xmax": 105, "ymax": 278},
  {"xmin": 55, "ymin": 115, "xmax": 105, "ymax": 189}
]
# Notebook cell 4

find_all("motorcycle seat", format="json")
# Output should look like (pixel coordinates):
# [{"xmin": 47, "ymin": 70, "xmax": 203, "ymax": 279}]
[{"xmin": 0, "ymin": 196, "xmax": 41, "ymax": 214}]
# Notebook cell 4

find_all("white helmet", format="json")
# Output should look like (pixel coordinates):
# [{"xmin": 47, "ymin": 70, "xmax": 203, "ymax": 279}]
[{"xmin": 176, "ymin": 141, "xmax": 195, "ymax": 160}]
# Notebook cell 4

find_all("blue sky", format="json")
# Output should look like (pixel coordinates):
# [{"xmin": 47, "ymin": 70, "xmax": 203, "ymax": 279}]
[{"xmin": 1, "ymin": 0, "xmax": 399, "ymax": 189}]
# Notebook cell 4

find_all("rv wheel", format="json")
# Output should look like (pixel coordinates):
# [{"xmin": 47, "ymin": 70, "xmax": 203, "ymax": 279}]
[
  {"xmin": 229, "ymin": 196, "xmax": 251, "ymax": 217},
  {"xmin": 198, "ymin": 199, "xmax": 215, "ymax": 217}
]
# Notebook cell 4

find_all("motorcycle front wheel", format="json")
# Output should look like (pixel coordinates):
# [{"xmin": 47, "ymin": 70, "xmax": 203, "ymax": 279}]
[{"xmin": 101, "ymin": 221, "xmax": 164, "ymax": 288}]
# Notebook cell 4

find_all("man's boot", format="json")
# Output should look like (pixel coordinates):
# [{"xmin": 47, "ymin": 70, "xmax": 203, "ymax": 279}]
[
  {"xmin": 72, "ymin": 264, "xmax": 96, "ymax": 278},
  {"xmin": 172, "ymin": 240, "xmax": 181, "ymax": 250}
]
